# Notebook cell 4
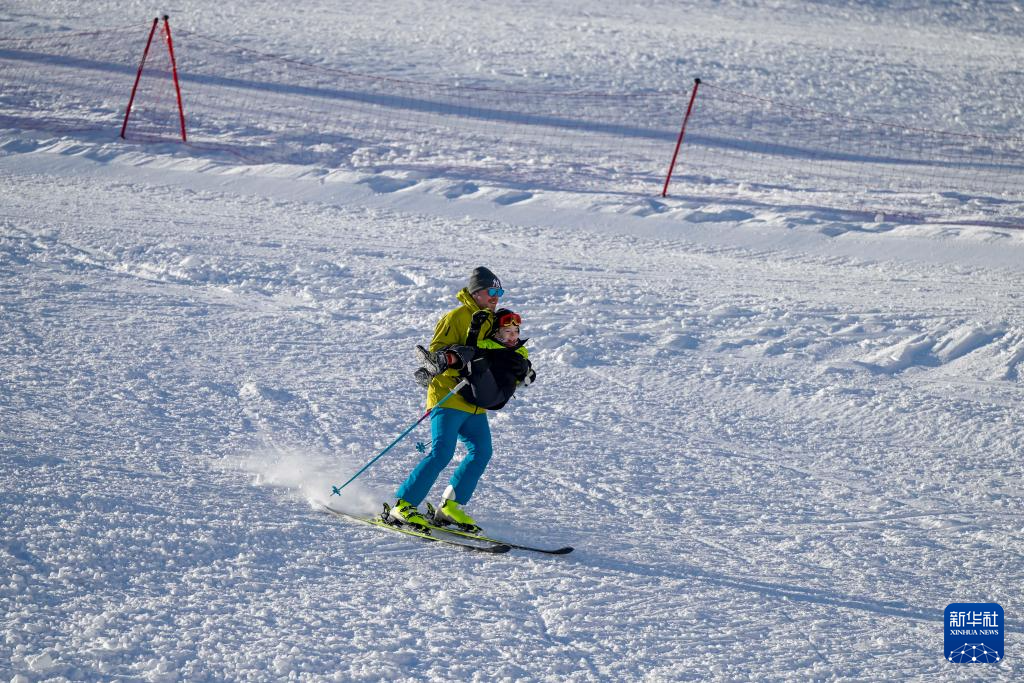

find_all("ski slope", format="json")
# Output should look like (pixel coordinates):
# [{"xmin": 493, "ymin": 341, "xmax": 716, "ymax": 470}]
[{"xmin": 3, "ymin": 1, "xmax": 1023, "ymax": 680}]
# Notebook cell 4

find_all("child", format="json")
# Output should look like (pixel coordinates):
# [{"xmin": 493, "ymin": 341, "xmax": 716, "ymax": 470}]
[
  {"xmin": 415, "ymin": 308, "xmax": 534, "ymax": 411},
  {"xmin": 466, "ymin": 308, "xmax": 535, "ymax": 409},
  {"xmin": 489, "ymin": 309, "xmax": 525, "ymax": 349}
]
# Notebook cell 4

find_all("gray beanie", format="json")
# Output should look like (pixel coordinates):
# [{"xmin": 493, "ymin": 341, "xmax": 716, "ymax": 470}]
[{"xmin": 468, "ymin": 266, "xmax": 502, "ymax": 293}]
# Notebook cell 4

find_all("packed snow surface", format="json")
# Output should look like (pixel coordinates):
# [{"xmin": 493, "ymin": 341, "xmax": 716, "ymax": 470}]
[{"xmin": 2, "ymin": 1, "xmax": 1023, "ymax": 681}]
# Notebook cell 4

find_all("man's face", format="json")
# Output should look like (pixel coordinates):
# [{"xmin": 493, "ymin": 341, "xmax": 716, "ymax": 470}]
[{"xmin": 472, "ymin": 288, "xmax": 500, "ymax": 311}]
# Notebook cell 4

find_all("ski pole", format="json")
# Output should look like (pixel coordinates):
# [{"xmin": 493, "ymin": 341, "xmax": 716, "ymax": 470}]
[{"xmin": 331, "ymin": 378, "xmax": 469, "ymax": 496}]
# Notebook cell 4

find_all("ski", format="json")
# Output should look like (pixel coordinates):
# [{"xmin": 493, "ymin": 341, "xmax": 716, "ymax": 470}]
[
  {"xmin": 435, "ymin": 527, "xmax": 573, "ymax": 555},
  {"xmin": 425, "ymin": 503, "xmax": 574, "ymax": 555},
  {"xmin": 319, "ymin": 504, "xmax": 511, "ymax": 554}
]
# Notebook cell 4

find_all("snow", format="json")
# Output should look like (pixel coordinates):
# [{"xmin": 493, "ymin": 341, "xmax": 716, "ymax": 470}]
[{"xmin": 3, "ymin": 1, "xmax": 1024, "ymax": 680}]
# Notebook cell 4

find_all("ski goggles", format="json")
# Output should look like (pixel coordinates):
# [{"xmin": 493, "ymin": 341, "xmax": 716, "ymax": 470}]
[
  {"xmin": 497, "ymin": 311, "xmax": 522, "ymax": 327},
  {"xmin": 486, "ymin": 287, "xmax": 504, "ymax": 298}
]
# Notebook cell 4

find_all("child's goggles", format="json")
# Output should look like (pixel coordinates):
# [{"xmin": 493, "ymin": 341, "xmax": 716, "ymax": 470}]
[{"xmin": 497, "ymin": 312, "xmax": 522, "ymax": 327}]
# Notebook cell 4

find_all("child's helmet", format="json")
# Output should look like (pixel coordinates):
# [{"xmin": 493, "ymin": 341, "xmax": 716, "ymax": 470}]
[{"xmin": 493, "ymin": 309, "xmax": 521, "ymax": 329}]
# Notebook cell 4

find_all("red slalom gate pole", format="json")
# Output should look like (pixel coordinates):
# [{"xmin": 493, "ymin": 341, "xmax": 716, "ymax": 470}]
[
  {"xmin": 120, "ymin": 17, "xmax": 159, "ymax": 139},
  {"xmin": 661, "ymin": 78, "xmax": 702, "ymax": 198},
  {"xmin": 162, "ymin": 15, "xmax": 188, "ymax": 142}
]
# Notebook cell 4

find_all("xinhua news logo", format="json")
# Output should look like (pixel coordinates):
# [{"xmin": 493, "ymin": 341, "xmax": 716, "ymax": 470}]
[{"xmin": 945, "ymin": 603, "xmax": 1004, "ymax": 664}]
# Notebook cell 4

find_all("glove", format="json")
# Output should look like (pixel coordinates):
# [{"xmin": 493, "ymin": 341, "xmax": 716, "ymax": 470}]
[
  {"xmin": 521, "ymin": 367, "xmax": 537, "ymax": 387},
  {"xmin": 509, "ymin": 354, "xmax": 530, "ymax": 377}
]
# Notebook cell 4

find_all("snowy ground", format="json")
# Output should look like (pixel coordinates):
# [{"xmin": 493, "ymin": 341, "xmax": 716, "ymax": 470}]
[{"xmin": 3, "ymin": 1, "xmax": 1024, "ymax": 681}]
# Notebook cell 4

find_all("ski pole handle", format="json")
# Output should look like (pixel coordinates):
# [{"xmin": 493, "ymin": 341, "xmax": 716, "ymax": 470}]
[{"xmin": 331, "ymin": 379, "xmax": 468, "ymax": 495}]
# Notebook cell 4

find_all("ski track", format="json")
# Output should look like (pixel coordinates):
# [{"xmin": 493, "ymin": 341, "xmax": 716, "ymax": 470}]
[{"xmin": 4, "ymin": 1, "xmax": 1024, "ymax": 681}]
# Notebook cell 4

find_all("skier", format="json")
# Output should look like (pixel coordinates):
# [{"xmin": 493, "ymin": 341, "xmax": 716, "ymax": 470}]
[{"xmin": 390, "ymin": 267, "xmax": 534, "ymax": 532}]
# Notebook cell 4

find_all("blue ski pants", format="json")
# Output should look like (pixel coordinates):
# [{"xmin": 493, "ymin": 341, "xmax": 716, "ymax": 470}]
[{"xmin": 395, "ymin": 407, "xmax": 492, "ymax": 506}]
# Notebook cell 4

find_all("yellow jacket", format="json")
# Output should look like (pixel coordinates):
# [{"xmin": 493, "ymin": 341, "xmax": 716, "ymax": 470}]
[{"xmin": 426, "ymin": 288, "xmax": 495, "ymax": 413}]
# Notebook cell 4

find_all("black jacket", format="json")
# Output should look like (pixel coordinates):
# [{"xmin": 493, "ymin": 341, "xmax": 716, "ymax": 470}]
[{"xmin": 457, "ymin": 340, "xmax": 531, "ymax": 410}]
